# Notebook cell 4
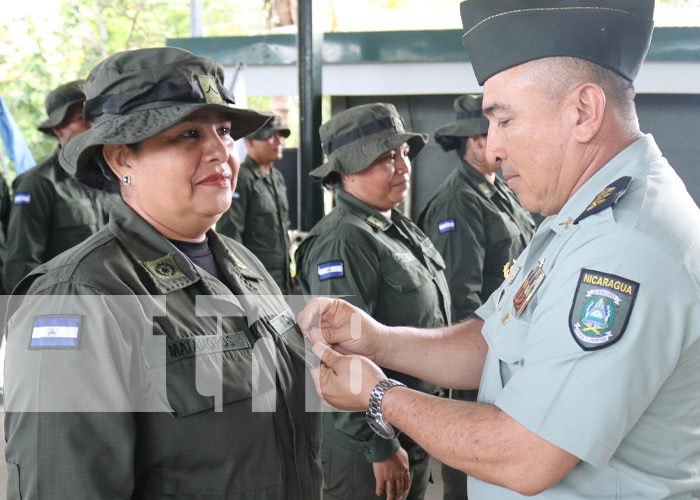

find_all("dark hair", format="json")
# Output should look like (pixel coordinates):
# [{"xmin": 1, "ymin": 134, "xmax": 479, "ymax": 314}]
[
  {"xmin": 434, "ymin": 133, "xmax": 468, "ymax": 159},
  {"xmin": 321, "ymin": 171, "xmax": 342, "ymax": 190}
]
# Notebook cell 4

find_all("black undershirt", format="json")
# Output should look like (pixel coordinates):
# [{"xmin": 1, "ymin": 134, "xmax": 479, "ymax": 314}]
[{"xmin": 169, "ymin": 238, "xmax": 228, "ymax": 284}]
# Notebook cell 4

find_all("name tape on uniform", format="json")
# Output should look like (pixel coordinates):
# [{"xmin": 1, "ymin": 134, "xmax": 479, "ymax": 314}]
[
  {"xmin": 318, "ymin": 260, "xmax": 344, "ymax": 281},
  {"xmin": 30, "ymin": 316, "xmax": 81, "ymax": 349}
]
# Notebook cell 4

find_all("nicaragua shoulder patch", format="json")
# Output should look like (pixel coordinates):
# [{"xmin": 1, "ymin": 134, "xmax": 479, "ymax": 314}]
[
  {"xmin": 14, "ymin": 193, "xmax": 31, "ymax": 205},
  {"xmin": 318, "ymin": 260, "xmax": 344, "ymax": 281},
  {"xmin": 438, "ymin": 219, "xmax": 456, "ymax": 234},
  {"xmin": 30, "ymin": 316, "xmax": 81, "ymax": 349},
  {"xmin": 569, "ymin": 269, "xmax": 639, "ymax": 351}
]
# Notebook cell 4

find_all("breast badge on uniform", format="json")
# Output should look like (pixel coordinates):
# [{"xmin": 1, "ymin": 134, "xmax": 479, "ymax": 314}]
[
  {"xmin": 569, "ymin": 269, "xmax": 639, "ymax": 351},
  {"xmin": 513, "ymin": 259, "xmax": 545, "ymax": 318}
]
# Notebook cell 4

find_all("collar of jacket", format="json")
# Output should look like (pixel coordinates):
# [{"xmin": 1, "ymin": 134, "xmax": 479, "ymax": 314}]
[
  {"xmin": 107, "ymin": 198, "xmax": 263, "ymax": 294},
  {"xmin": 242, "ymin": 155, "xmax": 274, "ymax": 181},
  {"xmin": 335, "ymin": 189, "xmax": 394, "ymax": 231},
  {"xmin": 457, "ymin": 158, "xmax": 502, "ymax": 198}
]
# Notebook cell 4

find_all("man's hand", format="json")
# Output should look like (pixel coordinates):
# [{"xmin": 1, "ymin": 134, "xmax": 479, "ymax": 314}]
[
  {"xmin": 298, "ymin": 297, "xmax": 385, "ymax": 359},
  {"xmin": 373, "ymin": 448, "xmax": 411, "ymax": 500},
  {"xmin": 311, "ymin": 342, "xmax": 386, "ymax": 412}
]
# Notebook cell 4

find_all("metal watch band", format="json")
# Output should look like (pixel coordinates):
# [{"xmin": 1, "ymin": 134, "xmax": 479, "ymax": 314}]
[{"xmin": 367, "ymin": 378, "xmax": 406, "ymax": 419}]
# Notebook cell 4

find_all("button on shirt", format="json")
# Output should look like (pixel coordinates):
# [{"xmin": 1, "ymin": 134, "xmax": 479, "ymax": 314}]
[{"xmin": 471, "ymin": 135, "xmax": 700, "ymax": 498}]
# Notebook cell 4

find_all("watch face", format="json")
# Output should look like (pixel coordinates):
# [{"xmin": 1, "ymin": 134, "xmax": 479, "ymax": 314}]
[{"xmin": 367, "ymin": 413, "xmax": 396, "ymax": 440}]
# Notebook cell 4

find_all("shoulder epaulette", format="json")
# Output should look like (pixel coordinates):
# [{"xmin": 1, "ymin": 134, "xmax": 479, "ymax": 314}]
[
  {"xmin": 574, "ymin": 176, "xmax": 632, "ymax": 225},
  {"xmin": 365, "ymin": 214, "xmax": 391, "ymax": 231}
]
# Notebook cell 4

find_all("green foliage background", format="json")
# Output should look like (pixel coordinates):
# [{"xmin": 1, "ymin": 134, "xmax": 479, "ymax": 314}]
[{"xmin": 0, "ymin": 0, "xmax": 696, "ymax": 176}]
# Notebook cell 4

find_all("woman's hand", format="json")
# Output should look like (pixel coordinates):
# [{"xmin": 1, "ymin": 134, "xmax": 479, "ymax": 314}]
[{"xmin": 373, "ymin": 448, "xmax": 411, "ymax": 500}]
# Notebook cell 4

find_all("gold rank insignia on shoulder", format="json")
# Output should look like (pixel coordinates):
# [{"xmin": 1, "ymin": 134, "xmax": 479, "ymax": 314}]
[
  {"xmin": 143, "ymin": 253, "xmax": 186, "ymax": 281},
  {"xmin": 574, "ymin": 176, "xmax": 632, "ymax": 225},
  {"xmin": 513, "ymin": 259, "xmax": 546, "ymax": 318}
]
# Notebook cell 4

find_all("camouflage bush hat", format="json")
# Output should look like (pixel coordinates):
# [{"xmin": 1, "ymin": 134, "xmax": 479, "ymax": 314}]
[
  {"xmin": 37, "ymin": 80, "xmax": 86, "ymax": 137},
  {"xmin": 460, "ymin": 0, "xmax": 655, "ymax": 85},
  {"xmin": 434, "ymin": 94, "xmax": 488, "ymax": 139},
  {"xmin": 246, "ymin": 114, "xmax": 290, "ymax": 141},
  {"xmin": 59, "ymin": 47, "xmax": 271, "ymax": 176},
  {"xmin": 310, "ymin": 103, "xmax": 428, "ymax": 181}
]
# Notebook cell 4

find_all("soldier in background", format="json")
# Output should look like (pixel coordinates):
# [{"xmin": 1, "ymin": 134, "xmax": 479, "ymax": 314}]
[
  {"xmin": 418, "ymin": 93, "xmax": 535, "ymax": 500},
  {"xmin": 216, "ymin": 116, "xmax": 295, "ymax": 294},
  {"xmin": 3, "ymin": 80, "xmax": 111, "ymax": 293}
]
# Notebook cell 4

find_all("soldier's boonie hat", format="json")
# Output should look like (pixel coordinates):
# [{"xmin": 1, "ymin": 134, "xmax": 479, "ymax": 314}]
[
  {"xmin": 245, "ymin": 114, "xmax": 290, "ymax": 141},
  {"xmin": 310, "ymin": 103, "xmax": 428, "ymax": 181},
  {"xmin": 59, "ymin": 47, "xmax": 271, "ymax": 176},
  {"xmin": 37, "ymin": 80, "xmax": 86, "ymax": 137},
  {"xmin": 460, "ymin": 0, "xmax": 655, "ymax": 85},
  {"xmin": 434, "ymin": 94, "xmax": 488, "ymax": 139}
]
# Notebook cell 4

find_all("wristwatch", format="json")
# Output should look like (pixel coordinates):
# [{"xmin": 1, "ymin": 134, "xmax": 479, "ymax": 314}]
[{"xmin": 366, "ymin": 378, "xmax": 406, "ymax": 439}]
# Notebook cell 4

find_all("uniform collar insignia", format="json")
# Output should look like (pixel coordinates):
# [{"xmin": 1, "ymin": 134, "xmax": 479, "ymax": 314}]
[
  {"xmin": 559, "ymin": 217, "xmax": 574, "ymax": 230},
  {"xmin": 574, "ymin": 176, "xmax": 632, "ymax": 225},
  {"xmin": 478, "ymin": 182, "xmax": 493, "ymax": 196},
  {"xmin": 366, "ymin": 214, "xmax": 391, "ymax": 231},
  {"xmin": 142, "ymin": 253, "xmax": 187, "ymax": 281},
  {"xmin": 231, "ymin": 254, "xmax": 248, "ymax": 270}
]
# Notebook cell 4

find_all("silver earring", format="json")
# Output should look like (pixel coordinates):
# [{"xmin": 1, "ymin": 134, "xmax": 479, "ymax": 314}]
[{"xmin": 121, "ymin": 176, "xmax": 131, "ymax": 185}]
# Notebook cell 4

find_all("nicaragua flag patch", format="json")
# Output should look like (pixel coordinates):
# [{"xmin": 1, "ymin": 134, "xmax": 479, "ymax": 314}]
[
  {"xmin": 30, "ymin": 316, "xmax": 81, "ymax": 349},
  {"xmin": 14, "ymin": 193, "xmax": 31, "ymax": 205},
  {"xmin": 318, "ymin": 260, "xmax": 344, "ymax": 281},
  {"xmin": 438, "ymin": 219, "xmax": 456, "ymax": 233}
]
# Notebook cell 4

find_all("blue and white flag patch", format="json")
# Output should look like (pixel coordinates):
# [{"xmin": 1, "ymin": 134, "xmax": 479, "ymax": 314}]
[
  {"xmin": 438, "ymin": 219, "xmax": 456, "ymax": 233},
  {"xmin": 30, "ymin": 316, "xmax": 81, "ymax": 349},
  {"xmin": 318, "ymin": 261, "xmax": 344, "ymax": 281},
  {"xmin": 14, "ymin": 193, "xmax": 31, "ymax": 205},
  {"xmin": 232, "ymin": 191, "xmax": 241, "ymax": 200}
]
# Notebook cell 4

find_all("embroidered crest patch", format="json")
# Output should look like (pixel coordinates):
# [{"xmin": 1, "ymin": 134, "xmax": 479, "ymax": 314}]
[
  {"xmin": 143, "ymin": 254, "xmax": 186, "ymax": 281},
  {"xmin": 569, "ymin": 269, "xmax": 639, "ymax": 351}
]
